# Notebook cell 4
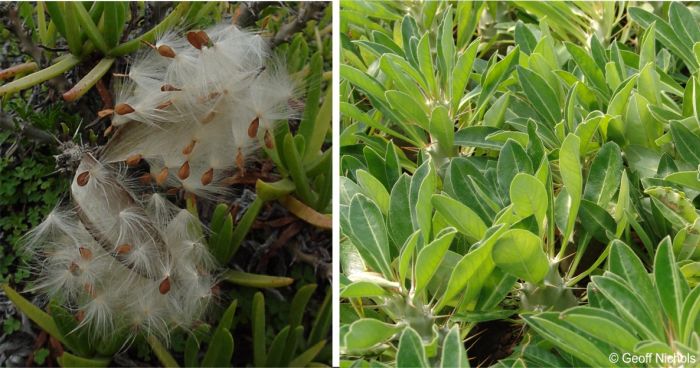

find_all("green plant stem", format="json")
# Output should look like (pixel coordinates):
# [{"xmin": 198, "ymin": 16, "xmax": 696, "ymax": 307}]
[
  {"xmin": 228, "ymin": 196, "xmax": 265, "ymax": 261},
  {"xmin": 566, "ymin": 232, "xmax": 591, "ymax": 280},
  {"xmin": 566, "ymin": 242, "xmax": 612, "ymax": 287},
  {"xmin": 222, "ymin": 270, "xmax": 294, "ymax": 288},
  {"xmin": 62, "ymin": 57, "xmax": 114, "ymax": 102},
  {"xmin": 146, "ymin": 335, "xmax": 180, "ymax": 368},
  {"xmin": 0, "ymin": 55, "xmax": 81, "ymax": 96},
  {"xmin": 108, "ymin": 2, "xmax": 191, "ymax": 56}
]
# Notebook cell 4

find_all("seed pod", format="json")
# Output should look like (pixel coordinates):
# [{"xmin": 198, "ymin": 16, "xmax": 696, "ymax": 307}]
[
  {"xmin": 156, "ymin": 167, "xmax": 169, "ymax": 185},
  {"xmin": 157, "ymin": 45, "xmax": 176, "ymax": 58},
  {"xmin": 114, "ymin": 103, "xmax": 135, "ymax": 115},
  {"xmin": 159, "ymin": 276, "xmax": 171, "ymax": 294},
  {"xmin": 178, "ymin": 161, "xmax": 190, "ymax": 180},
  {"xmin": 201, "ymin": 168, "xmax": 214, "ymax": 186},
  {"xmin": 248, "ymin": 117, "xmax": 260, "ymax": 138},
  {"xmin": 77, "ymin": 171, "xmax": 90, "ymax": 186},
  {"xmin": 126, "ymin": 154, "xmax": 142, "ymax": 166}
]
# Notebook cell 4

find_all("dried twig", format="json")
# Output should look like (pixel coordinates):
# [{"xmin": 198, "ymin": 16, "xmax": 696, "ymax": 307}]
[
  {"xmin": 270, "ymin": 2, "xmax": 327, "ymax": 48},
  {"xmin": 0, "ymin": 111, "xmax": 54, "ymax": 144}
]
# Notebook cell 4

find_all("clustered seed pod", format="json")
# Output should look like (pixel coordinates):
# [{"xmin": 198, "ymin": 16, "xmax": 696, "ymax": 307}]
[
  {"xmin": 102, "ymin": 24, "xmax": 298, "ymax": 199},
  {"xmin": 25, "ymin": 154, "xmax": 215, "ymax": 340}
]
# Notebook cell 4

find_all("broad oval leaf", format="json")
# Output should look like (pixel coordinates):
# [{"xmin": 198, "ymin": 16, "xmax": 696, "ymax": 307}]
[
  {"xmin": 397, "ymin": 327, "xmax": 429, "ymax": 368},
  {"xmin": 584, "ymin": 141, "xmax": 623, "ymax": 207},
  {"xmin": 347, "ymin": 194, "xmax": 394, "ymax": 279},
  {"xmin": 432, "ymin": 194, "xmax": 487, "ymax": 242},
  {"xmin": 492, "ymin": 229, "xmax": 549, "ymax": 284},
  {"xmin": 510, "ymin": 173, "xmax": 547, "ymax": 232},
  {"xmin": 497, "ymin": 139, "xmax": 533, "ymax": 202},
  {"xmin": 344, "ymin": 319, "xmax": 402, "ymax": 352}
]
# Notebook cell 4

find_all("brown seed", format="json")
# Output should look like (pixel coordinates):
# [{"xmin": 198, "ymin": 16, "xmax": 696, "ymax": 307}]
[
  {"xmin": 97, "ymin": 109, "xmax": 114, "ymax": 118},
  {"xmin": 182, "ymin": 140, "xmax": 196, "ymax": 155},
  {"xmin": 156, "ymin": 167, "xmax": 169, "ymax": 185},
  {"xmin": 77, "ymin": 171, "xmax": 90, "ymax": 186},
  {"xmin": 104, "ymin": 125, "xmax": 114, "ymax": 137},
  {"xmin": 201, "ymin": 168, "xmax": 214, "ymax": 186},
  {"xmin": 125, "ymin": 154, "xmax": 142, "ymax": 166},
  {"xmin": 115, "ymin": 244, "xmax": 132, "ymax": 255},
  {"xmin": 160, "ymin": 84, "xmax": 181, "ymax": 92},
  {"xmin": 139, "ymin": 173, "xmax": 152, "ymax": 185},
  {"xmin": 166, "ymin": 187, "xmax": 180, "ymax": 196},
  {"xmin": 186, "ymin": 31, "xmax": 211, "ymax": 49},
  {"xmin": 200, "ymin": 110, "xmax": 216, "ymax": 124},
  {"xmin": 75, "ymin": 310, "xmax": 85, "ymax": 322},
  {"xmin": 157, "ymin": 44, "xmax": 176, "ymax": 58},
  {"xmin": 156, "ymin": 100, "xmax": 173, "ymax": 110},
  {"xmin": 114, "ymin": 103, "xmax": 135, "ymax": 115},
  {"xmin": 186, "ymin": 31, "xmax": 204, "ymax": 49},
  {"xmin": 236, "ymin": 148, "xmax": 245, "ymax": 174},
  {"xmin": 84, "ymin": 283, "xmax": 96, "ymax": 298},
  {"xmin": 264, "ymin": 129, "xmax": 274, "ymax": 149},
  {"xmin": 248, "ymin": 117, "xmax": 260, "ymax": 138},
  {"xmin": 159, "ymin": 276, "xmax": 171, "ymax": 294},
  {"xmin": 69, "ymin": 262, "xmax": 79, "ymax": 274},
  {"xmin": 178, "ymin": 161, "xmax": 190, "ymax": 180},
  {"xmin": 78, "ymin": 247, "xmax": 92, "ymax": 260}
]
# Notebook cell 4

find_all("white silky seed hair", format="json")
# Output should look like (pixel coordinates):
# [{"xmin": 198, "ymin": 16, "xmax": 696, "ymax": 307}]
[
  {"xmin": 103, "ymin": 23, "xmax": 298, "ymax": 198},
  {"xmin": 23, "ymin": 22, "xmax": 300, "ymax": 341}
]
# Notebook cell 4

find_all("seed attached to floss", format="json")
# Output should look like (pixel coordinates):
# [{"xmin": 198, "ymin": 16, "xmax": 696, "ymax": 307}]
[
  {"xmin": 182, "ymin": 140, "xmax": 197, "ymax": 155},
  {"xmin": 236, "ymin": 148, "xmax": 245, "ymax": 174},
  {"xmin": 69, "ymin": 262, "xmax": 80, "ymax": 275},
  {"xmin": 159, "ymin": 276, "xmax": 171, "ymax": 294},
  {"xmin": 248, "ymin": 117, "xmax": 260, "ymax": 138},
  {"xmin": 200, "ymin": 110, "xmax": 216, "ymax": 124},
  {"xmin": 115, "ymin": 103, "xmax": 135, "ymax": 115},
  {"xmin": 161, "ymin": 84, "xmax": 181, "ymax": 92},
  {"xmin": 264, "ymin": 130, "xmax": 274, "ymax": 149},
  {"xmin": 156, "ymin": 100, "xmax": 173, "ymax": 110},
  {"xmin": 77, "ymin": 171, "xmax": 90, "ymax": 186},
  {"xmin": 126, "ymin": 154, "xmax": 142, "ymax": 167},
  {"xmin": 97, "ymin": 109, "xmax": 114, "ymax": 118},
  {"xmin": 115, "ymin": 244, "xmax": 132, "ymax": 255},
  {"xmin": 201, "ymin": 168, "xmax": 214, "ymax": 186},
  {"xmin": 156, "ymin": 167, "xmax": 169, "ymax": 185},
  {"xmin": 78, "ymin": 247, "xmax": 92, "ymax": 260},
  {"xmin": 84, "ymin": 283, "xmax": 96, "ymax": 298},
  {"xmin": 157, "ymin": 44, "xmax": 176, "ymax": 58},
  {"xmin": 178, "ymin": 161, "xmax": 191, "ymax": 180},
  {"xmin": 75, "ymin": 310, "xmax": 85, "ymax": 322},
  {"xmin": 186, "ymin": 31, "xmax": 211, "ymax": 49},
  {"xmin": 139, "ymin": 173, "xmax": 152, "ymax": 185}
]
